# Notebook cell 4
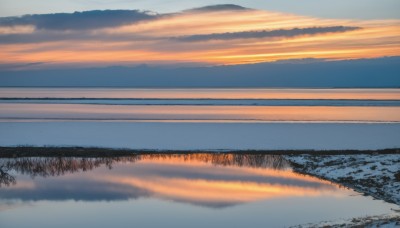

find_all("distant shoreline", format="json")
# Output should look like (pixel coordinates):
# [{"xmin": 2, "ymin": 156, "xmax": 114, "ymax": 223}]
[{"xmin": 0, "ymin": 146, "xmax": 398, "ymax": 158}]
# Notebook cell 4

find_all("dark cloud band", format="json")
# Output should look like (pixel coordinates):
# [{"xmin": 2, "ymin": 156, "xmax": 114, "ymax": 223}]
[
  {"xmin": 176, "ymin": 26, "xmax": 361, "ymax": 42},
  {"xmin": 0, "ymin": 10, "xmax": 156, "ymax": 30},
  {"xmin": 186, "ymin": 4, "xmax": 249, "ymax": 12}
]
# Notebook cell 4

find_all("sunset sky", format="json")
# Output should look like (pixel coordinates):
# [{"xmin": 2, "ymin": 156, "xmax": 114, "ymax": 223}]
[{"xmin": 0, "ymin": 1, "xmax": 399, "ymax": 69}]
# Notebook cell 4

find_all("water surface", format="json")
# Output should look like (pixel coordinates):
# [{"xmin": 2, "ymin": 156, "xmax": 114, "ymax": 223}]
[
  {"xmin": 0, "ymin": 154, "xmax": 397, "ymax": 228},
  {"xmin": 1, "ymin": 88, "xmax": 399, "ymax": 100},
  {"xmin": 0, "ymin": 88, "xmax": 399, "ymax": 122},
  {"xmin": 0, "ymin": 103, "xmax": 399, "ymax": 122}
]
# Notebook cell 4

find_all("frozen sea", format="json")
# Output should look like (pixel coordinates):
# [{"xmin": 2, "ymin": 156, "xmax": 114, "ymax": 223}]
[{"xmin": 0, "ymin": 88, "xmax": 399, "ymax": 150}]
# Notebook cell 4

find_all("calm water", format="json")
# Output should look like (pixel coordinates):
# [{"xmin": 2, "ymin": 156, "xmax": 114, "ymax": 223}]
[
  {"xmin": 1, "ymin": 87, "xmax": 399, "ymax": 150},
  {"xmin": 0, "ymin": 88, "xmax": 399, "ymax": 122},
  {"xmin": 0, "ymin": 154, "xmax": 398, "ymax": 228},
  {"xmin": 1, "ymin": 88, "xmax": 399, "ymax": 99}
]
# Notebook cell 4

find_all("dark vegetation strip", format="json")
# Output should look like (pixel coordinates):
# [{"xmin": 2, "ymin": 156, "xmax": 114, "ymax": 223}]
[
  {"xmin": 1, "ymin": 98, "xmax": 399, "ymax": 101},
  {"xmin": 0, "ymin": 146, "xmax": 398, "ymax": 158}
]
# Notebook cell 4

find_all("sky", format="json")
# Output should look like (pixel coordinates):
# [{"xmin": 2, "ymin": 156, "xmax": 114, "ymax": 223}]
[
  {"xmin": 1, "ymin": 0, "xmax": 400, "ymax": 19},
  {"xmin": 0, "ymin": 1, "xmax": 399, "ymax": 69}
]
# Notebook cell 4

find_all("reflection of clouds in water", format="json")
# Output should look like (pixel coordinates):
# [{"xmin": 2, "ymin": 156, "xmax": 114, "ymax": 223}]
[
  {"xmin": 1, "ymin": 178, "xmax": 151, "ymax": 201},
  {"xmin": 0, "ymin": 154, "xmax": 340, "ymax": 209}
]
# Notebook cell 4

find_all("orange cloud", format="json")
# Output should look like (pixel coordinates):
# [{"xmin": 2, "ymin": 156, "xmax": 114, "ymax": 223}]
[{"xmin": 0, "ymin": 7, "xmax": 399, "ymax": 68}]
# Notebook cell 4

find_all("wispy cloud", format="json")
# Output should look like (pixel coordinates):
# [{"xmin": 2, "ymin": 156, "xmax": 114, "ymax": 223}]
[
  {"xmin": 176, "ymin": 26, "xmax": 361, "ymax": 42},
  {"xmin": 0, "ymin": 5, "xmax": 398, "ymax": 68}
]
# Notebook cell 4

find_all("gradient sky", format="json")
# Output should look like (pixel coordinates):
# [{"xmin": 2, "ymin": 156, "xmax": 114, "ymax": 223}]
[
  {"xmin": 0, "ymin": 1, "xmax": 399, "ymax": 69},
  {"xmin": 1, "ymin": 0, "xmax": 400, "ymax": 19}
]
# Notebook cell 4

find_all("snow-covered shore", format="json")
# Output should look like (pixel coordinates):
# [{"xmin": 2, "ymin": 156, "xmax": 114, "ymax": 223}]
[
  {"xmin": 1, "ymin": 122, "xmax": 400, "ymax": 150},
  {"xmin": 286, "ymin": 154, "xmax": 400, "ymax": 205},
  {"xmin": 290, "ymin": 214, "xmax": 400, "ymax": 228}
]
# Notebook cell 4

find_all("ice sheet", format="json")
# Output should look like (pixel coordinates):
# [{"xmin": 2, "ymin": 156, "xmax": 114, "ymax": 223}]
[{"xmin": 1, "ymin": 122, "xmax": 399, "ymax": 150}]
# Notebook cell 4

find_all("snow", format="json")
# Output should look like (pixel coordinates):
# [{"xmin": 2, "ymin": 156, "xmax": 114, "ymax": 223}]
[
  {"xmin": 290, "ymin": 214, "xmax": 400, "ymax": 228},
  {"xmin": 0, "ymin": 122, "xmax": 399, "ymax": 150},
  {"xmin": 286, "ymin": 154, "xmax": 400, "ymax": 205}
]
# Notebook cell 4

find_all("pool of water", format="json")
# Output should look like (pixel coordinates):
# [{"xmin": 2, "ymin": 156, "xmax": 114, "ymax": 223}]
[{"xmin": 0, "ymin": 154, "xmax": 397, "ymax": 228}]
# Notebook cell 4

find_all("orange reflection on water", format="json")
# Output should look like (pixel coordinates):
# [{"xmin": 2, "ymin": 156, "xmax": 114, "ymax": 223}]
[
  {"xmin": 104, "ymin": 176, "xmax": 339, "ymax": 205},
  {"xmin": 0, "ymin": 154, "xmax": 358, "ymax": 208},
  {"xmin": 135, "ymin": 155, "xmax": 324, "ymax": 183},
  {"xmin": 1, "ymin": 88, "xmax": 399, "ymax": 100},
  {"xmin": 1, "ymin": 103, "xmax": 399, "ymax": 122},
  {"xmin": 93, "ymin": 154, "xmax": 342, "ymax": 206}
]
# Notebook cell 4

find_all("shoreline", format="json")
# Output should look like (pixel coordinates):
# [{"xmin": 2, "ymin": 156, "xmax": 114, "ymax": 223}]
[
  {"xmin": 290, "ymin": 214, "xmax": 400, "ymax": 228},
  {"xmin": 286, "ymin": 154, "xmax": 400, "ymax": 205},
  {"xmin": 0, "ymin": 146, "xmax": 399, "ymax": 157}
]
